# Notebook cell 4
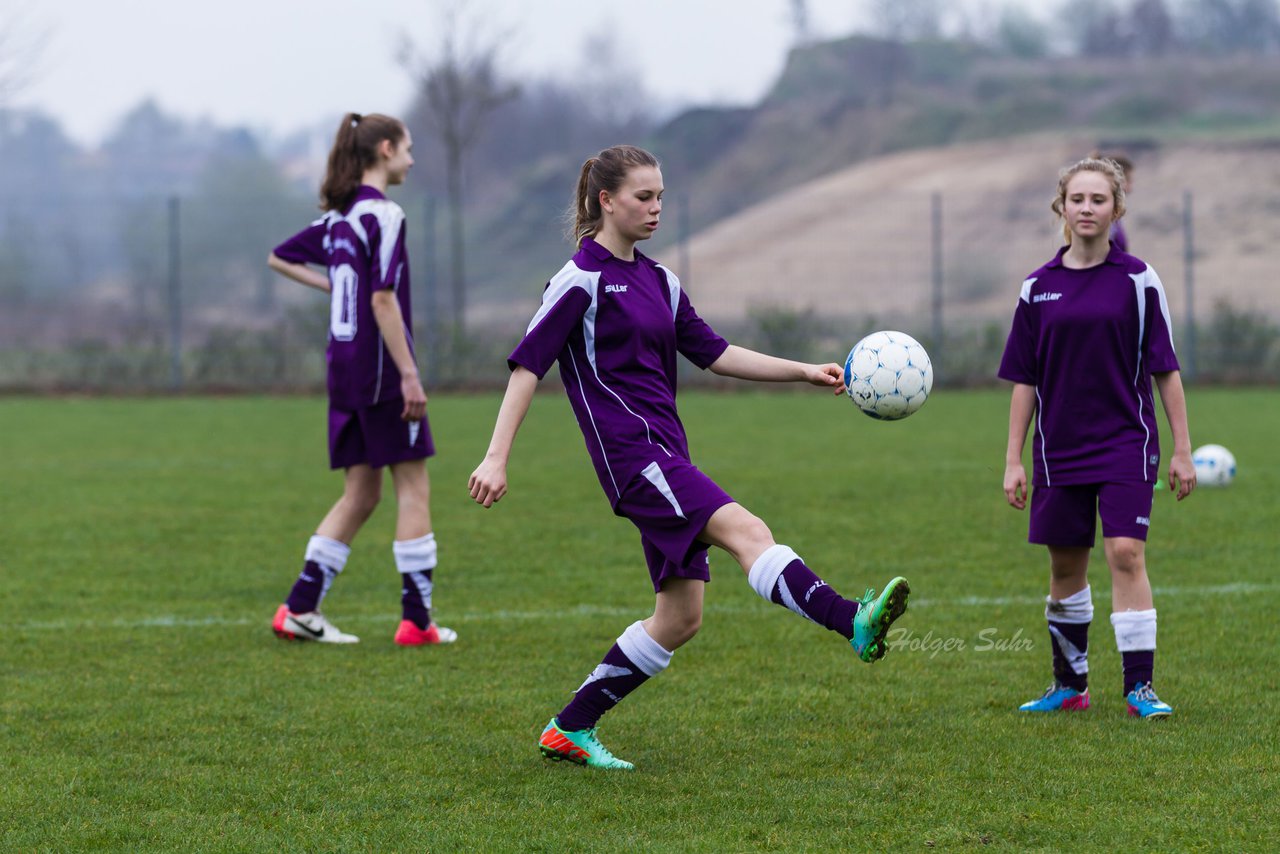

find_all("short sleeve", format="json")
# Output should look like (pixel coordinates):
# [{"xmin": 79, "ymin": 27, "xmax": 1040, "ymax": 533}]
[
  {"xmin": 507, "ymin": 266, "xmax": 594, "ymax": 378},
  {"xmin": 361, "ymin": 202, "xmax": 407, "ymax": 291},
  {"xmin": 273, "ymin": 220, "xmax": 327, "ymax": 266},
  {"xmin": 1141, "ymin": 265, "xmax": 1180, "ymax": 373},
  {"xmin": 674, "ymin": 288, "xmax": 729, "ymax": 370},
  {"xmin": 997, "ymin": 279, "xmax": 1038, "ymax": 384}
]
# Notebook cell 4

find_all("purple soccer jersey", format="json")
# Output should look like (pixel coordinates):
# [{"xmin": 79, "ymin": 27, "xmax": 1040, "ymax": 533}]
[
  {"xmin": 998, "ymin": 245, "xmax": 1179, "ymax": 486},
  {"xmin": 273, "ymin": 185, "xmax": 414, "ymax": 409},
  {"xmin": 509, "ymin": 238, "xmax": 729, "ymax": 505}
]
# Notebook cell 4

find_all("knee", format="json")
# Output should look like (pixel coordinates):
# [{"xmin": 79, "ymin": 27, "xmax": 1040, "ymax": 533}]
[
  {"xmin": 738, "ymin": 513, "xmax": 774, "ymax": 554},
  {"xmin": 1109, "ymin": 540, "xmax": 1145, "ymax": 575}
]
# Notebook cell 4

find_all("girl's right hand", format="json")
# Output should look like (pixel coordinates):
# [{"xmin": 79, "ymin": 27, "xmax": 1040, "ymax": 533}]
[
  {"xmin": 1004, "ymin": 463, "xmax": 1027, "ymax": 510},
  {"xmin": 468, "ymin": 459, "xmax": 508, "ymax": 508}
]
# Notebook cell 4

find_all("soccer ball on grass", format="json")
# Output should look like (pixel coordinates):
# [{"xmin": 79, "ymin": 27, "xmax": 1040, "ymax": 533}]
[
  {"xmin": 843, "ymin": 330, "xmax": 933, "ymax": 420},
  {"xmin": 1192, "ymin": 444, "xmax": 1236, "ymax": 487}
]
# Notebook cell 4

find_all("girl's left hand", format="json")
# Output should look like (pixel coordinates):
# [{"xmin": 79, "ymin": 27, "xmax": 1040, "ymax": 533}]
[
  {"xmin": 807, "ymin": 363, "xmax": 846, "ymax": 395},
  {"xmin": 1168, "ymin": 451, "xmax": 1196, "ymax": 500}
]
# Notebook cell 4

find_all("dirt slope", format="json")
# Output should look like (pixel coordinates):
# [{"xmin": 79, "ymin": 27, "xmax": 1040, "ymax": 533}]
[{"xmin": 681, "ymin": 134, "xmax": 1280, "ymax": 330}]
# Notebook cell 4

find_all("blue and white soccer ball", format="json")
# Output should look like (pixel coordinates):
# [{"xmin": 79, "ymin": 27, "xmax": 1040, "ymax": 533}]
[
  {"xmin": 843, "ymin": 330, "xmax": 933, "ymax": 420},
  {"xmin": 1192, "ymin": 443, "xmax": 1236, "ymax": 487}
]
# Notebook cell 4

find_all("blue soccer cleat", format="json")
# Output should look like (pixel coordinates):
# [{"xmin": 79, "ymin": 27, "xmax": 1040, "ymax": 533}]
[
  {"xmin": 1126, "ymin": 682, "xmax": 1173, "ymax": 718},
  {"xmin": 851, "ymin": 576, "xmax": 910, "ymax": 662},
  {"xmin": 1019, "ymin": 683, "xmax": 1091, "ymax": 712}
]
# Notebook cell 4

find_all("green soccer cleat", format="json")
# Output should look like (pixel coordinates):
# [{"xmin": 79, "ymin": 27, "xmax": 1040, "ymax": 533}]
[
  {"xmin": 539, "ymin": 718, "xmax": 634, "ymax": 770},
  {"xmin": 851, "ymin": 576, "xmax": 910, "ymax": 662}
]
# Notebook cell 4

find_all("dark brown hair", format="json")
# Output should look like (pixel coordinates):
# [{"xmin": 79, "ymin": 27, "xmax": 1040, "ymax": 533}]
[
  {"xmin": 319, "ymin": 112, "xmax": 406, "ymax": 211},
  {"xmin": 568, "ymin": 144, "xmax": 660, "ymax": 246}
]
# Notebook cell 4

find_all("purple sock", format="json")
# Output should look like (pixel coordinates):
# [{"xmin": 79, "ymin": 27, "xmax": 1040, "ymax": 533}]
[
  {"xmin": 286, "ymin": 560, "xmax": 332, "ymax": 613},
  {"xmin": 401, "ymin": 570, "xmax": 433, "ymax": 629},
  {"xmin": 1122, "ymin": 650, "xmax": 1154, "ymax": 695},
  {"xmin": 774, "ymin": 560, "xmax": 859, "ymax": 640},
  {"xmin": 1047, "ymin": 620, "xmax": 1090, "ymax": 692},
  {"xmin": 556, "ymin": 622, "xmax": 672, "ymax": 732},
  {"xmin": 286, "ymin": 536, "xmax": 349, "ymax": 613}
]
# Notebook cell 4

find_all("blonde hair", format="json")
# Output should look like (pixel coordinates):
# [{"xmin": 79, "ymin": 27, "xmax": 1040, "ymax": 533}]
[
  {"xmin": 1051, "ymin": 157, "xmax": 1127, "ymax": 244},
  {"xmin": 567, "ymin": 144, "xmax": 660, "ymax": 246}
]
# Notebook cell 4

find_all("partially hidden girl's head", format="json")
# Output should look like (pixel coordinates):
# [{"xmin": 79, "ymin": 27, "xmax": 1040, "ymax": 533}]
[
  {"xmin": 568, "ymin": 144, "xmax": 661, "ymax": 246},
  {"xmin": 1051, "ymin": 156, "xmax": 1127, "ymax": 244},
  {"xmin": 320, "ymin": 112, "xmax": 408, "ymax": 211}
]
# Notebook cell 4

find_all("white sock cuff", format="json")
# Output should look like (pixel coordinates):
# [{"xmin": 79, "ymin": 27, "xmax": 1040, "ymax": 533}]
[
  {"xmin": 1111, "ymin": 608, "xmax": 1157, "ymax": 651},
  {"xmin": 305, "ymin": 535, "xmax": 351, "ymax": 573},
  {"xmin": 617, "ymin": 621, "xmax": 672, "ymax": 677},
  {"xmin": 747, "ymin": 544, "xmax": 800, "ymax": 602},
  {"xmin": 1045, "ymin": 585, "xmax": 1094, "ymax": 624},
  {"xmin": 393, "ymin": 533, "xmax": 438, "ymax": 574}
]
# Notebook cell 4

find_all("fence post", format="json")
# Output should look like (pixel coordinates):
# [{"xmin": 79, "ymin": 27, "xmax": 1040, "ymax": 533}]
[
  {"xmin": 678, "ymin": 193, "xmax": 691, "ymax": 289},
  {"xmin": 1183, "ymin": 189, "xmax": 1196, "ymax": 381},
  {"xmin": 168, "ymin": 195, "xmax": 182, "ymax": 392},
  {"xmin": 423, "ymin": 195, "xmax": 438, "ymax": 387},
  {"xmin": 930, "ymin": 191, "xmax": 943, "ymax": 363}
]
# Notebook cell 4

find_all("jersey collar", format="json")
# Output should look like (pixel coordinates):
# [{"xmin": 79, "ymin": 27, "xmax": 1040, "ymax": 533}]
[{"xmin": 1046, "ymin": 242, "xmax": 1126, "ymax": 269}]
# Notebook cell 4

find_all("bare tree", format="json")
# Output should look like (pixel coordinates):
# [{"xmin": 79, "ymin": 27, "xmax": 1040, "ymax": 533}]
[
  {"xmin": 790, "ymin": 0, "xmax": 814, "ymax": 46},
  {"xmin": 0, "ymin": 10, "xmax": 48, "ymax": 105},
  {"xmin": 400, "ymin": 4, "xmax": 518, "ymax": 352}
]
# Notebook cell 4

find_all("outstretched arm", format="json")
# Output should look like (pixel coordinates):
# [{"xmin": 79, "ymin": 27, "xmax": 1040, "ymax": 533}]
[
  {"xmin": 707, "ymin": 344, "xmax": 844, "ymax": 394},
  {"xmin": 1004, "ymin": 383, "xmax": 1036, "ymax": 510},
  {"xmin": 267, "ymin": 252, "xmax": 330, "ymax": 292},
  {"xmin": 469, "ymin": 366, "xmax": 539, "ymax": 507},
  {"xmin": 1154, "ymin": 370, "xmax": 1196, "ymax": 500}
]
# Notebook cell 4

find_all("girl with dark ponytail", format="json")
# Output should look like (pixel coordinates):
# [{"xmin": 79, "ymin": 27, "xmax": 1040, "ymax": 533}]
[{"xmin": 265, "ymin": 113, "xmax": 457, "ymax": 648}]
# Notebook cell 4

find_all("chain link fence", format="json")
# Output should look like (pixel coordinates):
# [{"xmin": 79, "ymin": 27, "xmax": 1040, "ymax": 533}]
[{"xmin": 2, "ymin": 187, "xmax": 1277, "ymax": 393}]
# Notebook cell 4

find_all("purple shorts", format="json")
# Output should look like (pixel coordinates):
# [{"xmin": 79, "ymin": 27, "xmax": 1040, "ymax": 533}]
[
  {"xmin": 1029, "ymin": 482, "xmax": 1154, "ymax": 547},
  {"xmin": 328, "ymin": 398, "xmax": 434, "ymax": 470},
  {"xmin": 615, "ymin": 457, "xmax": 735, "ymax": 593}
]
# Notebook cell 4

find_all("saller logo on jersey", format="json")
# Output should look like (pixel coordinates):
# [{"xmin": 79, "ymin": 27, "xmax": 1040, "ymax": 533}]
[
  {"xmin": 604, "ymin": 284, "xmax": 628, "ymax": 294},
  {"xmin": 1033, "ymin": 292, "xmax": 1063, "ymax": 303}
]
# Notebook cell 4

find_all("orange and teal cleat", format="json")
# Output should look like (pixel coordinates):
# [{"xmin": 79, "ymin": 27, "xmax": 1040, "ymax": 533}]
[{"xmin": 538, "ymin": 718, "xmax": 634, "ymax": 770}]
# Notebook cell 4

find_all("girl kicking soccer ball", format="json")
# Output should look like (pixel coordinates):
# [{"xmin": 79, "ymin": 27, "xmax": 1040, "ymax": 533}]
[{"xmin": 469, "ymin": 144, "xmax": 909, "ymax": 769}]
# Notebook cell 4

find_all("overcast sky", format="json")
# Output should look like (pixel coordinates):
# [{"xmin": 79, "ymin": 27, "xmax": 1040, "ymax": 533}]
[{"xmin": 4, "ymin": 0, "xmax": 893, "ymax": 148}]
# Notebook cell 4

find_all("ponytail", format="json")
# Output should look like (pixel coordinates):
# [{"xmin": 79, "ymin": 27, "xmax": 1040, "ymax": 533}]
[{"xmin": 319, "ymin": 112, "xmax": 406, "ymax": 211}]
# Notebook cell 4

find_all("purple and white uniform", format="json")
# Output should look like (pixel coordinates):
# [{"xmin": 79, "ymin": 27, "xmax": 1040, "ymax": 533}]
[
  {"xmin": 509, "ymin": 238, "xmax": 732, "ymax": 586},
  {"xmin": 998, "ymin": 245, "xmax": 1179, "ymax": 488},
  {"xmin": 274, "ymin": 185, "xmax": 431, "ymax": 468}
]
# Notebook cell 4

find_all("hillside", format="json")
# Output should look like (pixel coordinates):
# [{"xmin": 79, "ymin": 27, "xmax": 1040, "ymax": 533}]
[
  {"xmin": 680, "ymin": 134, "xmax": 1280, "ymax": 333},
  {"xmin": 470, "ymin": 37, "xmax": 1280, "ymax": 327}
]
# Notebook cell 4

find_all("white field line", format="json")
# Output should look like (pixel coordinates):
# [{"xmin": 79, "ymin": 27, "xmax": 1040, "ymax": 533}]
[{"xmin": 4, "ymin": 581, "xmax": 1276, "ymax": 633}]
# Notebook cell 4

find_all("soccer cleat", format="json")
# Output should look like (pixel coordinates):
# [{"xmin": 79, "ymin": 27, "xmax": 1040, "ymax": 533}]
[
  {"xmin": 538, "ymin": 718, "xmax": 634, "ymax": 770},
  {"xmin": 851, "ymin": 576, "xmax": 910, "ymax": 662},
  {"xmin": 394, "ymin": 620, "xmax": 458, "ymax": 646},
  {"xmin": 1019, "ymin": 683, "xmax": 1091, "ymax": 712},
  {"xmin": 272, "ymin": 604, "xmax": 359, "ymax": 644},
  {"xmin": 1126, "ymin": 682, "xmax": 1173, "ymax": 718}
]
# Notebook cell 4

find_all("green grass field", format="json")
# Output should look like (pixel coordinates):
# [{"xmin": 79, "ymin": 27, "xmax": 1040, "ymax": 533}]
[{"xmin": 2, "ymin": 388, "xmax": 1277, "ymax": 851}]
